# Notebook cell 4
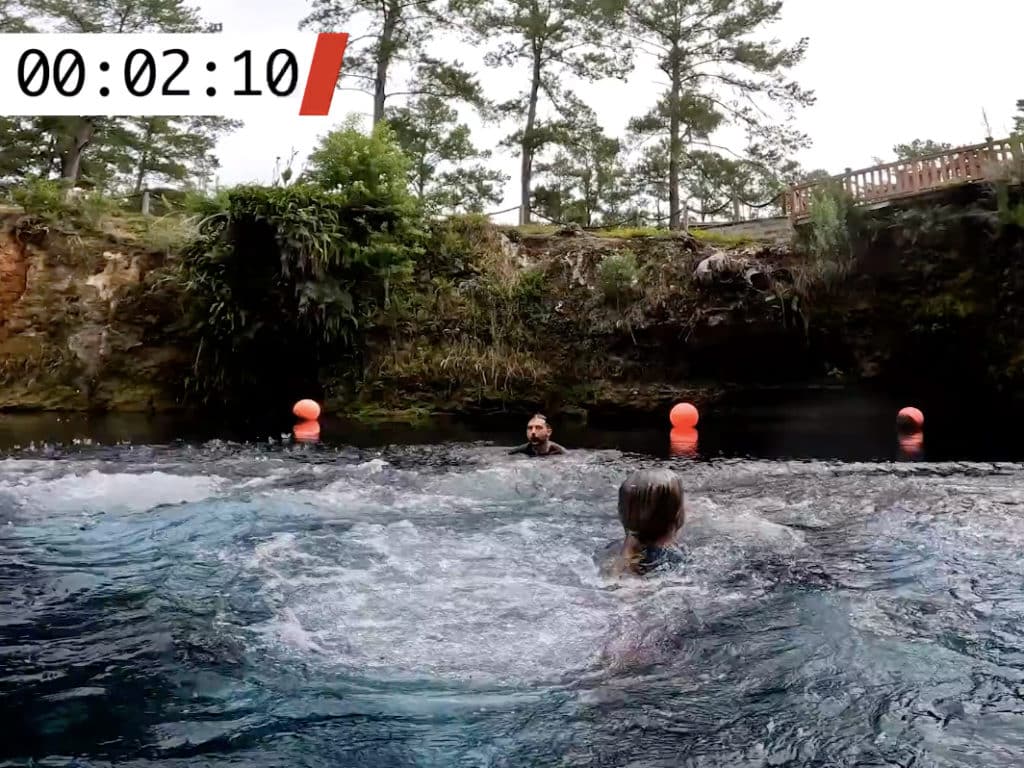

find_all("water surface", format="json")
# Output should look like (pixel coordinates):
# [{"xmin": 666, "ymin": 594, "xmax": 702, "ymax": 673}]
[{"xmin": 2, "ymin": 393, "xmax": 1024, "ymax": 765}]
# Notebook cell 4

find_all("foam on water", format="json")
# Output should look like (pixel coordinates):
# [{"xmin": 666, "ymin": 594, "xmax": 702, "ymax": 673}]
[{"xmin": 4, "ymin": 443, "xmax": 1024, "ymax": 765}]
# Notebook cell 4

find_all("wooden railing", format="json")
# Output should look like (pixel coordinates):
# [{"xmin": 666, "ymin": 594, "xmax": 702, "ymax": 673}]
[{"xmin": 785, "ymin": 135, "xmax": 1024, "ymax": 222}]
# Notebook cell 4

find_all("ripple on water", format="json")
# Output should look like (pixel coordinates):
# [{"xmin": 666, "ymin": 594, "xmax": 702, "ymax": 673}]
[{"xmin": 3, "ymin": 445, "xmax": 1024, "ymax": 765}]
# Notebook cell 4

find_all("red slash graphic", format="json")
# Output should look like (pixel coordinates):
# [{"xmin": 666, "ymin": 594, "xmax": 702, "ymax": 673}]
[{"xmin": 299, "ymin": 32, "xmax": 349, "ymax": 116}]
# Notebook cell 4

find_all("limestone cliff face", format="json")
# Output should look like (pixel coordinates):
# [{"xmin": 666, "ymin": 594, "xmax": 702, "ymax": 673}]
[
  {"xmin": 2, "ymin": 200, "xmax": 1020, "ymax": 418},
  {"xmin": 0, "ymin": 214, "xmax": 852, "ymax": 417},
  {"xmin": 354, "ymin": 226, "xmax": 811, "ymax": 419},
  {"xmin": 0, "ymin": 214, "xmax": 186, "ymax": 411},
  {"xmin": 808, "ymin": 204, "xmax": 1024, "ymax": 406}
]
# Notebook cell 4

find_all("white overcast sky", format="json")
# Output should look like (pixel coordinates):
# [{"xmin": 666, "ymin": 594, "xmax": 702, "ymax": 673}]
[{"xmin": 199, "ymin": 0, "xmax": 1023, "ymax": 221}]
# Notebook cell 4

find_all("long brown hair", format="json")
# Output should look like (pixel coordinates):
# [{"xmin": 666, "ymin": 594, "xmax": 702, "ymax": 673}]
[{"xmin": 615, "ymin": 468, "xmax": 685, "ymax": 574}]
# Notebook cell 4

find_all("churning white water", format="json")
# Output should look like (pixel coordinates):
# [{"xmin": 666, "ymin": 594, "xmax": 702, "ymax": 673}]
[{"xmin": 3, "ymin": 442, "xmax": 1024, "ymax": 765}]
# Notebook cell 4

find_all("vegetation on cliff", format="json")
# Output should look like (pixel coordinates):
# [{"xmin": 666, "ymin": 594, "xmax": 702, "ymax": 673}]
[
  {"xmin": 174, "ymin": 121, "xmax": 424, "ymax": 409},
  {"xmin": 0, "ymin": 117, "xmax": 803, "ymax": 417},
  {"xmin": 792, "ymin": 145, "xmax": 1024, "ymax": 399},
  {"xmin": 2, "ymin": 106, "xmax": 1023, "ymax": 419},
  {"xmin": 164, "ymin": 121, "xmax": 802, "ymax": 417}
]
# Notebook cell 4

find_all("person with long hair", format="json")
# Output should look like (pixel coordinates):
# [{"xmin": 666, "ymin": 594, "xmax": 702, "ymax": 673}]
[{"xmin": 605, "ymin": 468, "xmax": 686, "ymax": 576}]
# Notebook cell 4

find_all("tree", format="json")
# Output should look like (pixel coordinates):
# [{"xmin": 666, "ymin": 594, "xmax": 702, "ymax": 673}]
[
  {"xmin": 0, "ymin": 119, "xmax": 49, "ymax": 177},
  {"xmin": 300, "ymin": 0, "xmax": 484, "ymax": 127},
  {"xmin": 624, "ymin": 143, "xmax": 671, "ymax": 225},
  {"xmin": 7, "ymin": 0, "xmax": 237, "ymax": 187},
  {"xmin": 677, "ymin": 150, "xmax": 735, "ymax": 221},
  {"xmin": 111, "ymin": 117, "xmax": 241, "ymax": 193},
  {"xmin": 800, "ymin": 168, "xmax": 832, "ymax": 182},
  {"xmin": 628, "ymin": 91, "xmax": 723, "ymax": 224},
  {"xmin": 1013, "ymin": 100, "xmax": 1023, "ymax": 133},
  {"xmin": 452, "ymin": 0, "xmax": 630, "ymax": 225},
  {"xmin": 385, "ymin": 75, "xmax": 506, "ymax": 214},
  {"xmin": 735, "ymin": 141, "xmax": 803, "ymax": 216},
  {"xmin": 303, "ymin": 115, "xmax": 414, "ymax": 203},
  {"xmin": 19, "ymin": 0, "xmax": 202, "ymax": 31},
  {"xmin": 530, "ymin": 185, "xmax": 565, "ymax": 223},
  {"xmin": 534, "ymin": 119, "xmax": 628, "ymax": 226},
  {"xmin": 0, "ymin": 0, "xmax": 31, "ymax": 30},
  {"xmin": 625, "ymin": 0, "xmax": 813, "ymax": 229},
  {"xmin": 892, "ymin": 139, "xmax": 953, "ymax": 161}
]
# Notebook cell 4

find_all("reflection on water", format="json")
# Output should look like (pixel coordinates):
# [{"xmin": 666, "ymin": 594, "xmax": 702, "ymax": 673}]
[
  {"xmin": 0, "ymin": 387, "xmax": 1021, "ymax": 462},
  {"xmin": 2, "ymin": 390, "xmax": 1024, "ymax": 764}
]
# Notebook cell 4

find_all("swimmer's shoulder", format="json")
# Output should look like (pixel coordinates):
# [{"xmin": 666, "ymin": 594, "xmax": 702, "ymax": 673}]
[
  {"xmin": 636, "ymin": 545, "xmax": 686, "ymax": 575},
  {"xmin": 507, "ymin": 442, "xmax": 567, "ymax": 456}
]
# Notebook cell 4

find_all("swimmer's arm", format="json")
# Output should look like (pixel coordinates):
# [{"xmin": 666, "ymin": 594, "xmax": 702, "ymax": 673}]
[
  {"xmin": 549, "ymin": 442, "xmax": 568, "ymax": 454},
  {"xmin": 508, "ymin": 443, "xmax": 531, "ymax": 455}
]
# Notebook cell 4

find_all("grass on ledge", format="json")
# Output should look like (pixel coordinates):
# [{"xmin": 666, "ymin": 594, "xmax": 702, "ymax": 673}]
[{"xmin": 499, "ymin": 222, "xmax": 755, "ymax": 246}]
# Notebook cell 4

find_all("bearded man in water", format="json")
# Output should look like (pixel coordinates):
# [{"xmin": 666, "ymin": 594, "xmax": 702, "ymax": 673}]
[{"xmin": 508, "ymin": 413, "xmax": 567, "ymax": 456}]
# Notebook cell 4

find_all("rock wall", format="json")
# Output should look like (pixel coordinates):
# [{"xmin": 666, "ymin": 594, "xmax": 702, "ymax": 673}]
[
  {"xmin": 1, "ymin": 193, "xmax": 1022, "ymax": 420},
  {"xmin": 0, "ymin": 214, "xmax": 187, "ymax": 411},
  {"xmin": 808, "ymin": 196, "xmax": 1024, "ymax": 408},
  {"xmin": 353, "ymin": 227, "xmax": 812, "ymax": 419}
]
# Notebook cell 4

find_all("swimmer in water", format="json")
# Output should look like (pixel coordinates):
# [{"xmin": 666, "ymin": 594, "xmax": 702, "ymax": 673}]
[
  {"xmin": 508, "ymin": 413, "xmax": 567, "ymax": 456},
  {"xmin": 601, "ymin": 468, "xmax": 686, "ymax": 576}
]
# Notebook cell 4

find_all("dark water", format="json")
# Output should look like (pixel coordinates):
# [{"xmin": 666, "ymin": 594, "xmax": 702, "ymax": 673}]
[
  {"xmin": 3, "ymin": 391, "xmax": 1024, "ymax": 765},
  {"xmin": 0, "ymin": 387, "xmax": 1020, "ymax": 462}
]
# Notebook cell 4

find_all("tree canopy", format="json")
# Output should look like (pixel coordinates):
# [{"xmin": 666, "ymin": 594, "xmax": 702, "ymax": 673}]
[{"xmin": 0, "ymin": 0, "xmax": 240, "ymax": 191}]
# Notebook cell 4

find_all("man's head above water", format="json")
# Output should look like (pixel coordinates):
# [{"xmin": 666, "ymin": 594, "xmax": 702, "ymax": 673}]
[
  {"xmin": 508, "ymin": 413, "xmax": 567, "ymax": 457},
  {"xmin": 526, "ymin": 413, "xmax": 553, "ymax": 445}
]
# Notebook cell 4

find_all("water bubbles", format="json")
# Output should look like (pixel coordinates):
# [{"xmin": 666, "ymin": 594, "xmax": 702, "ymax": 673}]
[{"xmin": 3, "ymin": 444, "xmax": 1024, "ymax": 763}]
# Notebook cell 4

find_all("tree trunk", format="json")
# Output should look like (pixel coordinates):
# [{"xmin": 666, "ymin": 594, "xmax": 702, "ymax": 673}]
[
  {"xmin": 60, "ymin": 119, "xmax": 94, "ymax": 181},
  {"xmin": 519, "ymin": 45, "xmax": 543, "ymax": 226},
  {"xmin": 133, "ymin": 119, "xmax": 154, "ymax": 194},
  {"xmin": 416, "ymin": 162, "xmax": 427, "ymax": 199},
  {"xmin": 583, "ymin": 173, "xmax": 593, "ymax": 226},
  {"xmin": 373, "ymin": 1, "xmax": 399, "ymax": 126},
  {"xmin": 667, "ymin": 46, "xmax": 682, "ymax": 230}
]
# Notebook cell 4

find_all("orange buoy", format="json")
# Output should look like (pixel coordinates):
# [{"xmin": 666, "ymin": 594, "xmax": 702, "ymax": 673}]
[
  {"xmin": 670, "ymin": 402, "xmax": 699, "ymax": 429},
  {"xmin": 293, "ymin": 399, "xmax": 321, "ymax": 421},
  {"xmin": 669, "ymin": 426, "xmax": 698, "ymax": 457},
  {"xmin": 898, "ymin": 430, "xmax": 923, "ymax": 458},
  {"xmin": 896, "ymin": 406, "xmax": 924, "ymax": 431},
  {"xmin": 293, "ymin": 419, "xmax": 320, "ymax": 441}
]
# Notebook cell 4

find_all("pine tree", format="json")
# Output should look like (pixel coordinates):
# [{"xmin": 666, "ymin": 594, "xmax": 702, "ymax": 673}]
[
  {"xmin": 115, "ymin": 117, "xmax": 241, "ymax": 193},
  {"xmin": 625, "ymin": 0, "xmax": 813, "ymax": 228},
  {"xmin": 1013, "ymin": 100, "xmax": 1023, "ymax": 133},
  {"xmin": 534, "ymin": 120, "xmax": 627, "ymax": 226},
  {"xmin": 626, "ymin": 144, "xmax": 672, "ymax": 225},
  {"xmin": 0, "ymin": 119, "xmax": 49, "ymax": 177},
  {"xmin": 8, "ymin": 0, "xmax": 238, "ymax": 187},
  {"xmin": 0, "ymin": 0, "xmax": 31, "ymax": 30},
  {"xmin": 451, "ymin": 0, "xmax": 630, "ymax": 224},
  {"xmin": 300, "ymin": 0, "xmax": 484, "ymax": 126},
  {"xmin": 384, "ymin": 68, "xmax": 505, "ymax": 213},
  {"xmin": 892, "ymin": 139, "xmax": 953, "ymax": 161}
]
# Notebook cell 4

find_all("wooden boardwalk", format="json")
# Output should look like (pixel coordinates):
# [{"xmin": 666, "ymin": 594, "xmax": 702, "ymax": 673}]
[{"xmin": 785, "ymin": 135, "xmax": 1024, "ymax": 223}]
